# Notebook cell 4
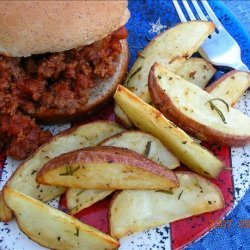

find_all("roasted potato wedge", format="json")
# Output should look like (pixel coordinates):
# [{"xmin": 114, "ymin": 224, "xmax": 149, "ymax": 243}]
[
  {"xmin": 175, "ymin": 57, "xmax": 216, "ymax": 88},
  {"xmin": 114, "ymin": 85, "xmax": 223, "ymax": 178},
  {"xmin": 123, "ymin": 21, "xmax": 215, "ymax": 103},
  {"xmin": 110, "ymin": 172, "xmax": 224, "ymax": 239},
  {"xmin": 100, "ymin": 131, "xmax": 180, "ymax": 169},
  {"xmin": 37, "ymin": 146, "xmax": 179, "ymax": 190},
  {"xmin": 1, "ymin": 121, "xmax": 124, "ymax": 222},
  {"xmin": 149, "ymin": 63, "xmax": 250, "ymax": 147},
  {"xmin": 206, "ymin": 70, "xmax": 250, "ymax": 106},
  {"xmin": 67, "ymin": 189, "xmax": 114, "ymax": 215},
  {"xmin": 0, "ymin": 192, "xmax": 12, "ymax": 222},
  {"xmin": 4, "ymin": 187, "xmax": 119, "ymax": 250},
  {"xmin": 67, "ymin": 131, "xmax": 180, "ymax": 214}
]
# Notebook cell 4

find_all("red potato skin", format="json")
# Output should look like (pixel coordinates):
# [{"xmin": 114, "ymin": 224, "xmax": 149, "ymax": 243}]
[
  {"xmin": 205, "ymin": 70, "xmax": 249, "ymax": 106},
  {"xmin": 36, "ymin": 146, "xmax": 179, "ymax": 187},
  {"xmin": 148, "ymin": 63, "xmax": 250, "ymax": 147}
]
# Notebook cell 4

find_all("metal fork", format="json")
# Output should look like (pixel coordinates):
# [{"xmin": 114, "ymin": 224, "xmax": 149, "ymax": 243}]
[{"xmin": 172, "ymin": 0, "xmax": 249, "ymax": 71}]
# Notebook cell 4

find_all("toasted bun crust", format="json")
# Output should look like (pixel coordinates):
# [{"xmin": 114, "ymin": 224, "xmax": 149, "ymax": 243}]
[
  {"xmin": 35, "ymin": 40, "xmax": 129, "ymax": 124},
  {"xmin": 0, "ymin": 1, "xmax": 129, "ymax": 57}
]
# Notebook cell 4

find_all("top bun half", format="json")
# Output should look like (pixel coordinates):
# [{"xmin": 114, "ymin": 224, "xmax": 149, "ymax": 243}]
[{"xmin": 0, "ymin": 1, "xmax": 130, "ymax": 57}]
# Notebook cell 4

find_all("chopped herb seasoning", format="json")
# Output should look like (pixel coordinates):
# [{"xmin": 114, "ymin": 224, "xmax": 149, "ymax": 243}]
[
  {"xmin": 31, "ymin": 170, "xmax": 38, "ymax": 175},
  {"xmin": 206, "ymin": 98, "xmax": 229, "ymax": 124},
  {"xmin": 126, "ymin": 66, "xmax": 142, "ymax": 84},
  {"xmin": 144, "ymin": 141, "xmax": 152, "ymax": 157},
  {"xmin": 156, "ymin": 189, "xmax": 173, "ymax": 195},
  {"xmin": 57, "ymin": 236, "xmax": 61, "ymax": 242},
  {"xmin": 178, "ymin": 190, "xmax": 183, "ymax": 200},
  {"xmin": 59, "ymin": 165, "xmax": 80, "ymax": 176},
  {"xmin": 208, "ymin": 201, "xmax": 212, "ymax": 205},
  {"xmin": 74, "ymin": 227, "xmax": 79, "ymax": 237},
  {"xmin": 158, "ymin": 75, "xmax": 162, "ymax": 79},
  {"xmin": 194, "ymin": 177, "xmax": 203, "ymax": 189},
  {"xmin": 76, "ymin": 190, "xmax": 85, "ymax": 196},
  {"xmin": 182, "ymin": 141, "xmax": 187, "ymax": 144}
]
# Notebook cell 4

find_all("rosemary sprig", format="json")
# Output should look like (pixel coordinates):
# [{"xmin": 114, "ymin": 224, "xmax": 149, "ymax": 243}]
[
  {"xmin": 206, "ymin": 98, "xmax": 229, "ymax": 124},
  {"xmin": 59, "ymin": 165, "xmax": 80, "ymax": 176},
  {"xmin": 143, "ymin": 141, "xmax": 152, "ymax": 157},
  {"xmin": 126, "ymin": 66, "xmax": 142, "ymax": 84}
]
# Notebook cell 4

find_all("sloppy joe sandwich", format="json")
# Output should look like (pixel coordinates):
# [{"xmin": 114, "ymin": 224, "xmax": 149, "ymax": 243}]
[{"xmin": 0, "ymin": 1, "xmax": 129, "ymax": 159}]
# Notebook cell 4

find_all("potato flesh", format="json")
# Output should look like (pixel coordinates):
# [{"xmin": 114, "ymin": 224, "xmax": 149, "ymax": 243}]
[
  {"xmin": 67, "ymin": 189, "xmax": 113, "ymax": 214},
  {"xmin": 4, "ymin": 188, "xmax": 119, "ymax": 250},
  {"xmin": 67, "ymin": 131, "xmax": 180, "ymax": 214},
  {"xmin": 100, "ymin": 131, "xmax": 179, "ymax": 169},
  {"xmin": 114, "ymin": 85, "xmax": 223, "ymax": 178},
  {"xmin": 123, "ymin": 21, "xmax": 215, "ymax": 103},
  {"xmin": 110, "ymin": 172, "xmax": 224, "ymax": 239},
  {"xmin": 38, "ymin": 161, "xmax": 178, "ymax": 190},
  {"xmin": 175, "ymin": 57, "xmax": 216, "ymax": 88},
  {"xmin": 3, "ymin": 121, "xmax": 124, "ymax": 221},
  {"xmin": 207, "ymin": 71, "xmax": 250, "ymax": 106},
  {"xmin": 153, "ymin": 64, "xmax": 250, "ymax": 137}
]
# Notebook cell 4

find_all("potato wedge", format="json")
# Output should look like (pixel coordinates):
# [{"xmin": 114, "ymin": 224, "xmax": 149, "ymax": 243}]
[
  {"xmin": 67, "ymin": 189, "xmax": 113, "ymax": 215},
  {"xmin": 2, "ymin": 121, "xmax": 124, "ymax": 222},
  {"xmin": 124, "ymin": 21, "xmax": 215, "ymax": 103},
  {"xmin": 175, "ymin": 57, "xmax": 216, "ymax": 88},
  {"xmin": 4, "ymin": 187, "xmax": 119, "ymax": 250},
  {"xmin": 149, "ymin": 63, "xmax": 250, "ymax": 147},
  {"xmin": 100, "ymin": 131, "xmax": 180, "ymax": 169},
  {"xmin": 37, "ymin": 146, "xmax": 179, "ymax": 190},
  {"xmin": 114, "ymin": 85, "xmax": 223, "ymax": 178},
  {"xmin": 206, "ymin": 70, "xmax": 250, "ymax": 106},
  {"xmin": 110, "ymin": 172, "xmax": 224, "ymax": 239},
  {"xmin": 0, "ymin": 191, "xmax": 12, "ymax": 222},
  {"xmin": 67, "ymin": 131, "xmax": 180, "ymax": 214}
]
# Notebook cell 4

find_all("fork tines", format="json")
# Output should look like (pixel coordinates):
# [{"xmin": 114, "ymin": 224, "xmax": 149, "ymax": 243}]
[{"xmin": 172, "ymin": 0, "xmax": 223, "ymax": 30}]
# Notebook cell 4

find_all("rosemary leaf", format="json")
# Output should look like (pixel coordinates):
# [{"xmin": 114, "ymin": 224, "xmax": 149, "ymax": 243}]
[
  {"xmin": 126, "ymin": 66, "xmax": 142, "ymax": 84},
  {"xmin": 59, "ymin": 165, "xmax": 80, "ymax": 176},
  {"xmin": 194, "ymin": 177, "xmax": 203, "ymax": 190},
  {"xmin": 206, "ymin": 98, "xmax": 229, "ymax": 124},
  {"xmin": 144, "ymin": 141, "xmax": 152, "ymax": 157},
  {"xmin": 178, "ymin": 190, "xmax": 184, "ymax": 200},
  {"xmin": 156, "ymin": 190, "xmax": 173, "ymax": 195},
  {"xmin": 76, "ymin": 189, "xmax": 85, "ymax": 196}
]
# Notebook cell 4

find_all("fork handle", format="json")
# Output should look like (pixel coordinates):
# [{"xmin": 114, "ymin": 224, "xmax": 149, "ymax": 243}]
[{"xmin": 234, "ymin": 62, "xmax": 249, "ymax": 71}]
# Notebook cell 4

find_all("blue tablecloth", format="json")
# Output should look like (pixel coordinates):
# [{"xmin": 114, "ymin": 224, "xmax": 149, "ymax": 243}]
[{"xmin": 127, "ymin": 0, "xmax": 250, "ymax": 249}]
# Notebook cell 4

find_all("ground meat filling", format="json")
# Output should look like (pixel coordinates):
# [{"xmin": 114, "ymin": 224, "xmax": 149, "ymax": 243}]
[{"xmin": 0, "ymin": 27, "xmax": 128, "ymax": 160}]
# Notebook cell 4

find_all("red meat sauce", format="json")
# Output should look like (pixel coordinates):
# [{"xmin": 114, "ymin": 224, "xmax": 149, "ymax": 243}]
[{"xmin": 0, "ymin": 27, "xmax": 128, "ymax": 160}]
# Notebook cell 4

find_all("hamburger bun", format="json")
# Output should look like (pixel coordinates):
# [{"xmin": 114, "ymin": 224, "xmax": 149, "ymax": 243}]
[{"xmin": 0, "ymin": 1, "xmax": 130, "ymax": 57}]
